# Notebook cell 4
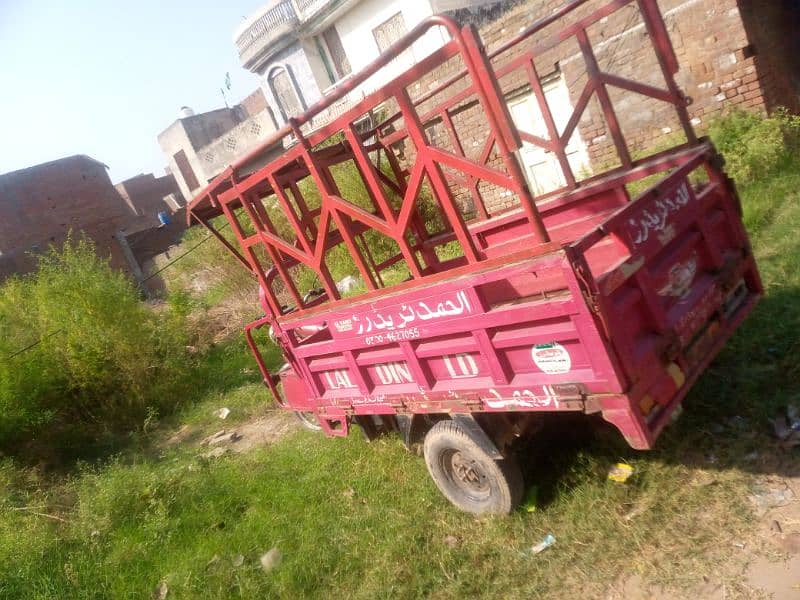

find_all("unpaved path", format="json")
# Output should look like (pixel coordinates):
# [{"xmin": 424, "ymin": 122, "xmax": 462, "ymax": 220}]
[
  {"xmin": 611, "ymin": 475, "xmax": 800, "ymax": 599},
  {"xmin": 744, "ymin": 474, "xmax": 800, "ymax": 599},
  {"xmin": 162, "ymin": 409, "xmax": 299, "ymax": 456}
]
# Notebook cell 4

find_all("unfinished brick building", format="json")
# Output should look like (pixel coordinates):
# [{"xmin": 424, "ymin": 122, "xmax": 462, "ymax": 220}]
[
  {"xmin": 115, "ymin": 172, "xmax": 183, "ymax": 220},
  {"xmin": 0, "ymin": 155, "xmax": 135, "ymax": 279}
]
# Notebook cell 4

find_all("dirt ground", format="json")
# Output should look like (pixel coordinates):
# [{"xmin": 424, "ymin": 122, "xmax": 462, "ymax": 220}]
[
  {"xmin": 162, "ymin": 409, "xmax": 299, "ymax": 457},
  {"xmin": 743, "ymin": 476, "xmax": 800, "ymax": 600},
  {"xmin": 609, "ymin": 474, "xmax": 800, "ymax": 599}
]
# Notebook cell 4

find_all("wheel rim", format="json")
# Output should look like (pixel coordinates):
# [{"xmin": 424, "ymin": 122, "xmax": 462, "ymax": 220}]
[
  {"xmin": 440, "ymin": 449, "xmax": 491, "ymax": 502},
  {"xmin": 295, "ymin": 411, "xmax": 322, "ymax": 431}
]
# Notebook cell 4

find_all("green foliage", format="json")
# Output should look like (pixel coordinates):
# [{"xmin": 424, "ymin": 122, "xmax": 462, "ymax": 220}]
[
  {"xmin": 0, "ymin": 423, "xmax": 755, "ymax": 599},
  {"xmin": 0, "ymin": 154, "xmax": 798, "ymax": 597},
  {"xmin": 708, "ymin": 107, "xmax": 800, "ymax": 184},
  {"xmin": 156, "ymin": 219, "xmax": 255, "ymax": 307},
  {"xmin": 0, "ymin": 236, "xmax": 193, "ymax": 452}
]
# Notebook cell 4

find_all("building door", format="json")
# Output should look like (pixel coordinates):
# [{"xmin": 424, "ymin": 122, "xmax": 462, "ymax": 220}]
[
  {"xmin": 507, "ymin": 75, "xmax": 591, "ymax": 196},
  {"xmin": 270, "ymin": 67, "xmax": 303, "ymax": 122},
  {"xmin": 173, "ymin": 149, "xmax": 200, "ymax": 193},
  {"xmin": 321, "ymin": 26, "xmax": 351, "ymax": 81}
]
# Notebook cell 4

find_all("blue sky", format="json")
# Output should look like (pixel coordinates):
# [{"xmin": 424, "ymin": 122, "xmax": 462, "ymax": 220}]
[{"xmin": 0, "ymin": 0, "xmax": 265, "ymax": 183}]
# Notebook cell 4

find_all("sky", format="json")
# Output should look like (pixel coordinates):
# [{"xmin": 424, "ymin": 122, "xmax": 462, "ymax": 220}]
[{"xmin": 0, "ymin": 0, "xmax": 267, "ymax": 184}]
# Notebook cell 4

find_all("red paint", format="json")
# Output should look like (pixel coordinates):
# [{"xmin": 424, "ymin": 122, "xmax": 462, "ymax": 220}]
[{"xmin": 189, "ymin": 1, "xmax": 760, "ymax": 449}]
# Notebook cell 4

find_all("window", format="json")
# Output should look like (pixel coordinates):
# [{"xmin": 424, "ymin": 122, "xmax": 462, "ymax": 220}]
[
  {"xmin": 321, "ymin": 26, "xmax": 351, "ymax": 82},
  {"xmin": 173, "ymin": 149, "xmax": 199, "ymax": 192},
  {"xmin": 268, "ymin": 66, "xmax": 304, "ymax": 122},
  {"xmin": 372, "ymin": 12, "xmax": 412, "ymax": 64}
]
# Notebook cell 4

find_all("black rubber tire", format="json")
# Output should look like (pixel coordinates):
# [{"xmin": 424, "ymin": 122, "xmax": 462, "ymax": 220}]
[
  {"xmin": 294, "ymin": 411, "xmax": 323, "ymax": 432},
  {"xmin": 423, "ymin": 420, "xmax": 524, "ymax": 515}
]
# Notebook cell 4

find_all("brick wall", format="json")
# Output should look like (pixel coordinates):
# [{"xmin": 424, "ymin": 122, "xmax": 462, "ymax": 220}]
[
  {"xmin": 115, "ymin": 173, "xmax": 182, "ymax": 218},
  {"xmin": 406, "ymin": 0, "xmax": 788, "ymax": 214},
  {"xmin": 453, "ymin": 0, "xmax": 771, "ymax": 127},
  {"xmin": 239, "ymin": 87, "xmax": 270, "ymax": 118},
  {"xmin": 0, "ymin": 155, "xmax": 135, "ymax": 280},
  {"xmin": 736, "ymin": 0, "xmax": 800, "ymax": 114},
  {"xmin": 124, "ymin": 210, "xmax": 187, "ymax": 266}
]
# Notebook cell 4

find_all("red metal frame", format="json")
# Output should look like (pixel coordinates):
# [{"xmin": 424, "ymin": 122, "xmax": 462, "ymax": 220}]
[
  {"xmin": 187, "ymin": 0, "xmax": 761, "ymax": 450},
  {"xmin": 188, "ymin": 0, "xmax": 698, "ymax": 313}
]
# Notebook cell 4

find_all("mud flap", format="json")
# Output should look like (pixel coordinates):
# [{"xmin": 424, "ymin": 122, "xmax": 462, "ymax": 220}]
[
  {"xmin": 317, "ymin": 411, "xmax": 349, "ymax": 437},
  {"xmin": 599, "ymin": 399, "xmax": 652, "ymax": 450}
]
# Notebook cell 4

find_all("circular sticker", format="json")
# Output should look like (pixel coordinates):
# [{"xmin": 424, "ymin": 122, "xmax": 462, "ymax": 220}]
[{"xmin": 532, "ymin": 342, "xmax": 571, "ymax": 374}]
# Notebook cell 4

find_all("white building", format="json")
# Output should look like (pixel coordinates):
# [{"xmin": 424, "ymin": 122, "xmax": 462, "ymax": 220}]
[
  {"xmin": 234, "ymin": 0, "xmax": 483, "ymax": 127},
  {"xmin": 234, "ymin": 0, "xmax": 593, "ymax": 197},
  {"xmin": 157, "ymin": 90, "xmax": 279, "ymax": 201}
]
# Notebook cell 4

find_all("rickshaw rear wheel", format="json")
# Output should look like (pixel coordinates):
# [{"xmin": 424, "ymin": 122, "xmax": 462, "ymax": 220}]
[
  {"xmin": 423, "ymin": 420, "xmax": 523, "ymax": 515},
  {"xmin": 294, "ymin": 411, "xmax": 323, "ymax": 432}
]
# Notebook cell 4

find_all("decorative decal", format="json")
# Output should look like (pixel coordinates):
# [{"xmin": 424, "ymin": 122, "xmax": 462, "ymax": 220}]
[
  {"xmin": 532, "ymin": 342, "xmax": 572, "ymax": 374},
  {"xmin": 484, "ymin": 386, "xmax": 560, "ymax": 409},
  {"xmin": 333, "ymin": 318, "xmax": 353, "ymax": 332},
  {"xmin": 658, "ymin": 253, "xmax": 698, "ymax": 299}
]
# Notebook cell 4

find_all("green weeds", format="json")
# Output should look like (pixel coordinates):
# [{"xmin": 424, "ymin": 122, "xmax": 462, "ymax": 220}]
[
  {"xmin": 709, "ymin": 107, "xmax": 800, "ymax": 185},
  {"xmin": 0, "ymin": 237, "xmax": 193, "ymax": 457}
]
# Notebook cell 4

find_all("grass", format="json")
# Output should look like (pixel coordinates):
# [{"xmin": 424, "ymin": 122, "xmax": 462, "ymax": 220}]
[
  {"xmin": 0, "ymin": 426, "xmax": 757, "ymax": 599},
  {"xmin": 1, "ymin": 131, "xmax": 799, "ymax": 597},
  {"xmin": 0, "ymin": 237, "xmax": 195, "ymax": 459}
]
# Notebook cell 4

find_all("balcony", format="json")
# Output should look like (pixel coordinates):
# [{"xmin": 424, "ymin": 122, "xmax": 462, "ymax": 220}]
[
  {"xmin": 234, "ymin": 0, "xmax": 300, "ymax": 71},
  {"xmin": 294, "ymin": 0, "xmax": 330, "ymax": 21},
  {"xmin": 235, "ymin": 0, "xmax": 360, "ymax": 72}
]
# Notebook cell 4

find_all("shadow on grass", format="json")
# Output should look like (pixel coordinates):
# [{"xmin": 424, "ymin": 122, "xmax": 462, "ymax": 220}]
[
  {"xmin": 187, "ymin": 332, "xmax": 281, "ymax": 400},
  {"xmin": 515, "ymin": 288, "xmax": 800, "ymax": 510}
]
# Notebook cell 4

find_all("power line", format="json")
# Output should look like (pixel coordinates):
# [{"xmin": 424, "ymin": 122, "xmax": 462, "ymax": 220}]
[
  {"xmin": 4, "ymin": 221, "xmax": 235, "ymax": 360},
  {"xmin": 141, "ymin": 231, "xmax": 215, "ymax": 283},
  {"xmin": 5, "ymin": 328, "xmax": 64, "ymax": 360},
  {"xmin": 141, "ymin": 220, "xmax": 232, "ymax": 283}
]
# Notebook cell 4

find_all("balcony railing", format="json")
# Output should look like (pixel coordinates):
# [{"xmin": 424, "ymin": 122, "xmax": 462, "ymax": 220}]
[
  {"xmin": 294, "ymin": 0, "xmax": 329, "ymax": 20},
  {"xmin": 235, "ymin": 1, "xmax": 299, "ymax": 65},
  {"xmin": 235, "ymin": 0, "xmax": 349, "ymax": 70}
]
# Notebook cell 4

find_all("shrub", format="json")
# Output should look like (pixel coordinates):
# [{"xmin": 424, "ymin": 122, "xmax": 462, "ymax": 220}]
[
  {"xmin": 154, "ymin": 219, "xmax": 256, "ymax": 306},
  {"xmin": 709, "ymin": 108, "xmax": 800, "ymax": 184},
  {"xmin": 0, "ymin": 236, "xmax": 193, "ymax": 452}
]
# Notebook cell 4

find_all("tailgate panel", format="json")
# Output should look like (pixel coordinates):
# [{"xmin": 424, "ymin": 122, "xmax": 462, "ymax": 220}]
[{"xmin": 576, "ymin": 148, "xmax": 762, "ymax": 429}]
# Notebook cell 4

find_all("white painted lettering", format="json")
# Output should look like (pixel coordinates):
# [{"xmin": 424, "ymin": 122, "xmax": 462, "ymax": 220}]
[
  {"xmin": 374, "ymin": 362, "xmax": 414, "ymax": 385},
  {"xmin": 323, "ymin": 370, "xmax": 355, "ymax": 389},
  {"xmin": 443, "ymin": 353, "xmax": 479, "ymax": 379}
]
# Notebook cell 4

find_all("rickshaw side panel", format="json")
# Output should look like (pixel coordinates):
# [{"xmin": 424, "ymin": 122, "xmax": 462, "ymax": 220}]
[{"xmin": 274, "ymin": 248, "xmax": 626, "ymax": 428}]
